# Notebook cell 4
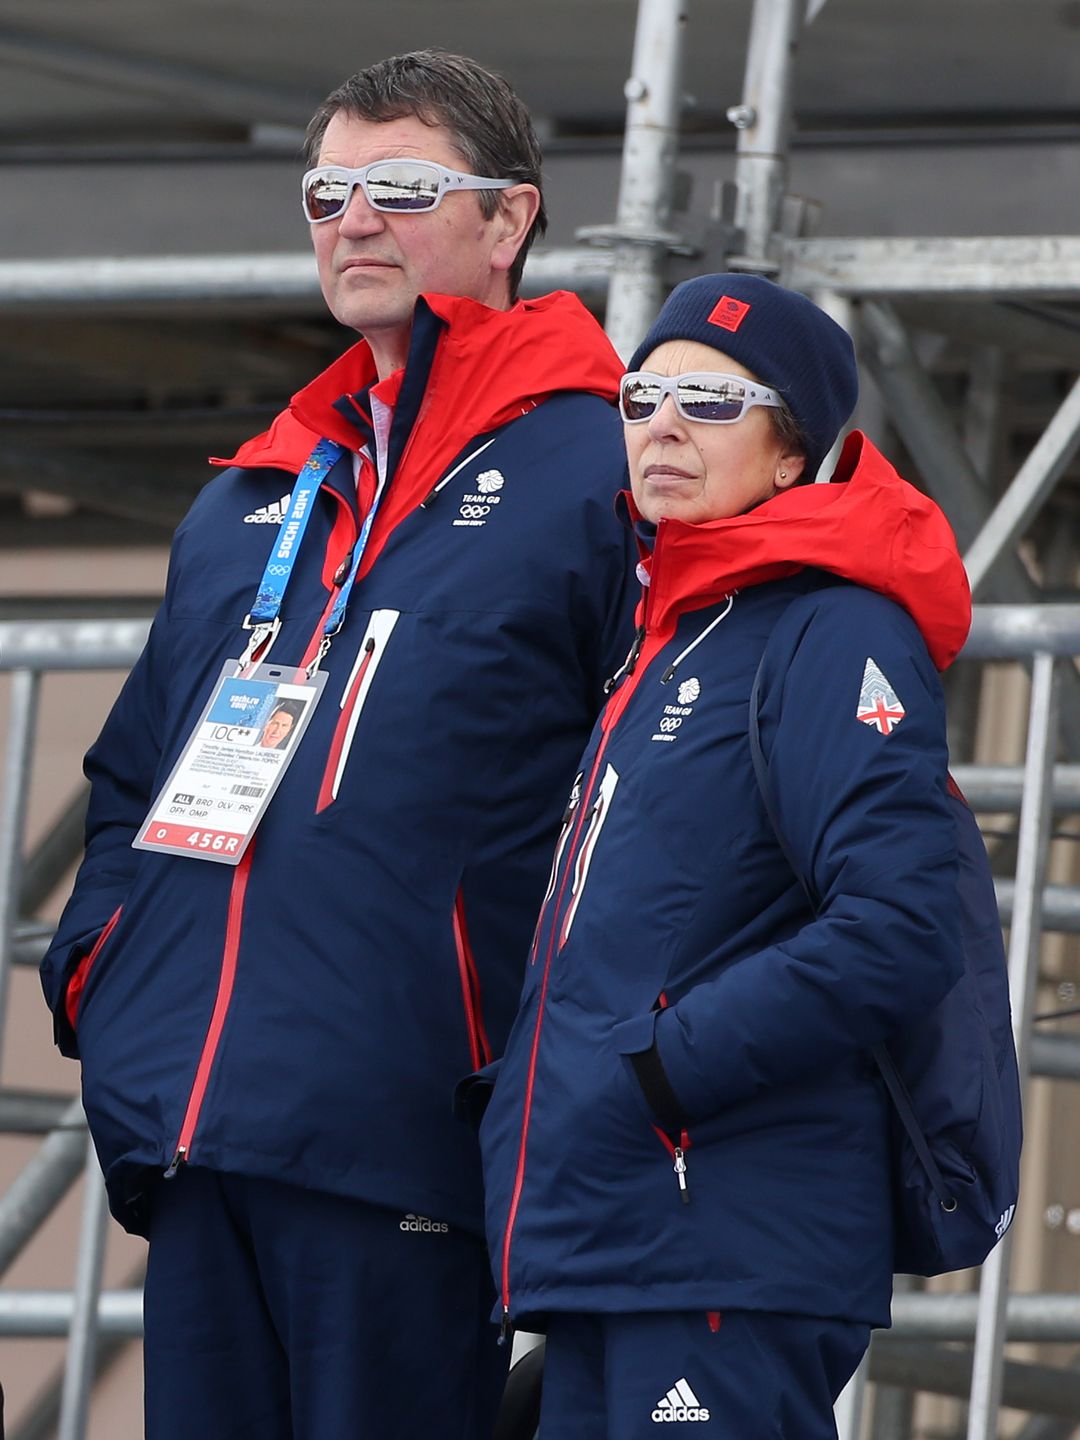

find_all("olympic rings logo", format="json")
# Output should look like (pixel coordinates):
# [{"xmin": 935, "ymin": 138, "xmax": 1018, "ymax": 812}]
[
  {"xmin": 459, "ymin": 504, "xmax": 491, "ymax": 519},
  {"xmin": 658, "ymin": 716, "xmax": 682, "ymax": 732},
  {"xmin": 266, "ymin": 564, "xmax": 290, "ymax": 576}
]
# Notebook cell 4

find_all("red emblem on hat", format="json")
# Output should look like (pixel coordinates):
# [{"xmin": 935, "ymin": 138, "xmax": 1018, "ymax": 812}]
[{"xmin": 707, "ymin": 296, "xmax": 751, "ymax": 332}]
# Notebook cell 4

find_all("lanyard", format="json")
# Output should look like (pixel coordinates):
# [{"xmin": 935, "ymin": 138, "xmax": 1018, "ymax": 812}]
[{"xmin": 239, "ymin": 436, "xmax": 385, "ymax": 671}]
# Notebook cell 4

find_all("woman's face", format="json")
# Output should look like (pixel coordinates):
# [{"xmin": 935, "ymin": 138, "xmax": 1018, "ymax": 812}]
[{"xmin": 625, "ymin": 339, "xmax": 805, "ymax": 526}]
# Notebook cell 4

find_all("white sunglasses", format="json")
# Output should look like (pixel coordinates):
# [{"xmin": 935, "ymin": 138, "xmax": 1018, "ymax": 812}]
[
  {"xmin": 302, "ymin": 160, "xmax": 515, "ymax": 222},
  {"xmin": 620, "ymin": 371, "xmax": 783, "ymax": 425}
]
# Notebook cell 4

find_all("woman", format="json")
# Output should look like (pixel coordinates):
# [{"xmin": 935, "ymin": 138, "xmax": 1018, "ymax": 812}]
[{"xmin": 471, "ymin": 274, "xmax": 972, "ymax": 1438}]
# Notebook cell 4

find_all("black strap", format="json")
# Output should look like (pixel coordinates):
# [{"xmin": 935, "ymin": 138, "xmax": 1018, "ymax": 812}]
[{"xmin": 748, "ymin": 658, "xmax": 955, "ymax": 1211}]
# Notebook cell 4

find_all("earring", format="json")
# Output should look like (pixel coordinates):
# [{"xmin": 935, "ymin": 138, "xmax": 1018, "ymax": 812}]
[{"xmin": 779, "ymin": 469, "xmax": 788, "ymax": 479}]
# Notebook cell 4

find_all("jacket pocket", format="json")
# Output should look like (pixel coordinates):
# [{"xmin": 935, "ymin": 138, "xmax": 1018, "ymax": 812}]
[
  {"xmin": 63, "ymin": 905, "xmax": 123, "ymax": 1034},
  {"xmin": 558, "ymin": 762, "xmax": 619, "ymax": 949},
  {"xmin": 316, "ymin": 608, "xmax": 400, "ymax": 812},
  {"xmin": 615, "ymin": 999, "xmax": 695, "ymax": 1204}
]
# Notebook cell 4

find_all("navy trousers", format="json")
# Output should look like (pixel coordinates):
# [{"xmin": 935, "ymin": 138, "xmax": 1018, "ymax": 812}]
[
  {"xmin": 142, "ymin": 1168, "xmax": 507, "ymax": 1440},
  {"xmin": 538, "ymin": 1310, "xmax": 869, "ymax": 1440}
]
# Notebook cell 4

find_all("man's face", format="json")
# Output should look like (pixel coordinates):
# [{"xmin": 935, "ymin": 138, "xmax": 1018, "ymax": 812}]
[
  {"xmin": 260, "ymin": 708, "xmax": 295, "ymax": 749},
  {"xmin": 310, "ymin": 111, "xmax": 516, "ymax": 372}
]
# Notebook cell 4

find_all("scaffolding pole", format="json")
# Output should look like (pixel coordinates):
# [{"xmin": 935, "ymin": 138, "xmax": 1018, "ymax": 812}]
[
  {"xmin": 0, "ymin": 669, "xmax": 41, "ymax": 1073},
  {"xmin": 0, "ymin": 1099, "xmax": 89, "ymax": 1278},
  {"xmin": 964, "ymin": 374, "xmax": 1080, "ymax": 598},
  {"xmin": 968, "ymin": 652, "xmax": 1061, "ymax": 1440},
  {"xmin": 57, "ymin": 1142, "xmax": 110, "ymax": 1440},
  {"xmin": 596, "ymin": 0, "xmax": 689, "ymax": 359},
  {"xmin": 728, "ymin": 0, "xmax": 804, "ymax": 268}
]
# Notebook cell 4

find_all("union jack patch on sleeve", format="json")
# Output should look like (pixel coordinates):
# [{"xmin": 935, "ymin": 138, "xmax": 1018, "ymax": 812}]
[{"xmin": 856, "ymin": 657, "xmax": 906, "ymax": 734}]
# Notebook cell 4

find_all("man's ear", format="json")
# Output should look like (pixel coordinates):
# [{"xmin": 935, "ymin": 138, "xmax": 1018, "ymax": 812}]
[
  {"xmin": 489, "ymin": 184, "xmax": 541, "ymax": 276},
  {"xmin": 774, "ymin": 451, "xmax": 806, "ymax": 490}
]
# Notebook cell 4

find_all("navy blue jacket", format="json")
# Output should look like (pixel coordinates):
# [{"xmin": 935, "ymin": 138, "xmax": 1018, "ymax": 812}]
[
  {"xmin": 476, "ymin": 434, "xmax": 973, "ymax": 1329},
  {"xmin": 41, "ymin": 291, "xmax": 637, "ymax": 1237}
]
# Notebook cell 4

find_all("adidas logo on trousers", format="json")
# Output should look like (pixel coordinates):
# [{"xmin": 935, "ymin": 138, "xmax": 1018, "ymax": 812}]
[{"xmin": 651, "ymin": 1378, "xmax": 710, "ymax": 1422}]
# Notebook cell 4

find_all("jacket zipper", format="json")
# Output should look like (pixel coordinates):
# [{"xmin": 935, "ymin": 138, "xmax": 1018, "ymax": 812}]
[
  {"xmin": 652, "ymin": 992, "xmax": 692, "ymax": 1203},
  {"xmin": 420, "ymin": 436, "xmax": 499, "ymax": 508},
  {"xmin": 165, "ymin": 848, "xmax": 253, "ymax": 1177},
  {"xmin": 499, "ymin": 623, "xmax": 670, "ymax": 1333},
  {"xmin": 653, "ymin": 1125, "xmax": 693, "ymax": 1204},
  {"xmin": 165, "ymin": 478, "xmax": 359, "ymax": 1179},
  {"xmin": 453, "ymin": 890, "xmax": 492, "ymax": 1070}
]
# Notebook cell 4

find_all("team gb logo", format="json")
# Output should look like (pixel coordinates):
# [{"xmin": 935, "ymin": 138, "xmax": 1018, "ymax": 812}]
[
  {"xmin": 677, "ymin": 677, "xmax": 701, "ymax": 706},
  {"xmin": 475, "ymin": 470, "xmax": 504, "ymax": 494}
]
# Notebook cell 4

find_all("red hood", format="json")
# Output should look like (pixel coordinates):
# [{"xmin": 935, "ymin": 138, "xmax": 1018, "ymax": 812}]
[
  {"xmin": 638, "ymin": 431, "xmax": 971, "ymax": 670},
  {"xmin": 213, "ymin": 289, "xmax": 623, "ymax": 474}
]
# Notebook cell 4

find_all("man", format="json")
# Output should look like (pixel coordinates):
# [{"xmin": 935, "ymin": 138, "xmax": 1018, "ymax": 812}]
[{"xmin": 41, "ymin": 50, "xmax": 635, "ymax": 1440}]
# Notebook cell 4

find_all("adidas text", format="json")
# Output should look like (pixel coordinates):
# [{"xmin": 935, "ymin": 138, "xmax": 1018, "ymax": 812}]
[
  {"xmin": 652, "ymin": 1380, "xmax": 709, "ymax": 1422},
  {"xmin": 651, "ymin": 1405, "xmax": 711, "ymax": 1423},
  {"xmin": 399, "ymin": 1212, "xmax": 449, "ymax": 1233}
]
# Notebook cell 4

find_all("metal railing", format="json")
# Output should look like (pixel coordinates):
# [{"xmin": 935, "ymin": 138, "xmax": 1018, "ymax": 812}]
[{"xmin": 1, "ymin": 609, "xmax": 1079, "ymax": 1437}]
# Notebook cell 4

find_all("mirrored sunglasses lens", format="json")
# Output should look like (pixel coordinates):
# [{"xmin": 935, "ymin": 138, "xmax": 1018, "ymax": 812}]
[
  {"xmin": 621, "ymin": 379, "xmax": 663, "ymax": 420},
  {"xmin": 305, "ymin": 174, "xmax": 350, "ymax": 220},
  {"xmin": 678, "ymin": 379, "xmax": 747, "ymax": 422},
  {"xmin": 366, "ymin": 162, "xmax": 441, "ymax": 211}
]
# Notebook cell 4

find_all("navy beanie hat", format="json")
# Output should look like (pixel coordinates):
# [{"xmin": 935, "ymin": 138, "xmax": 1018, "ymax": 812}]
[{"xmin": 628, "ymin": 273, "xmax": 859, "ymax": 481}]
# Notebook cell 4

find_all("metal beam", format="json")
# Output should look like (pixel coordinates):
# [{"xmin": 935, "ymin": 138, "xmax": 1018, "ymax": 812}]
[
  {"xmin": 58, "ymin": 1143, "xmax": 110, "ymax": 1440},
  {"xmin": 896, "ymin": 299, "xmax": 1080, "ymax": 370},
  {"xmin": 964, "ymin": 375, "xmax": 1080, "ymax": 598},
  {"xmin": 870, "ymin": 1340, "xmax": 1080, "ymax": 1419},
  {"xmin": 18, "ymin": 788, "xmax": 89, "ymax": 917},
  {"xmin": 728, "ymin": 0, "xmax": 804, "ymax": 266},
  {"xmin": 996, "ymin": 882, "xmax": 1080, "ymax": 935},
  {"xmin": 0, "ymin": 1288, "xmax": 142, "ymax": 1339},
  {"xmin": 0, "ymin": 249, "xmax": 615, "ymax": 314},
  {"xmin": 892, "ymin": 1292, "xmax": 1080, "ymax": 1342},
  {"xmin": 599, "ymin": 0, "xmax": 689, "ymax": 360},
  {"xmin": 784, "ymin": 236, "xmax": 1080, "ymax": 297},
  {"xmin": 0, "ymin": 618, "xmax": 151, "ymax": 672},
  {"xmin": 950, "ymin": 765, "xmax": 1080, "ymax": 813},
  {"xmin": 862, "ymin": 300, "xmax": 1017, "ymax": 553},
  {"xmin": 1030, "ymin": 1033, "xmax": 1080, "ymax": 1083},
  {"xmin": 964, "ymin": 605, "xmax": 1080, "ymax": 659},
  {"xmin": 969, "ymin": 652, "xmax": 1059, "ymax": 1440},
  {"xmin": 0, "ymin": 1099, "xmax": 88, "ymax": 1279},
  {"xmin": 862, "ymin": 305, "xmax": 1080, "ymax": 756},
  {"xmin": 0, "ymin": 1091, "xmax": 77, "ymax": 1135},
  {"xmin": 9, "ymin": 1265, "xmax": 146, "ymax": 1440},
  {"xmin": 0, "ymin": 669, "xmax": 40, "ymax": 1070}
]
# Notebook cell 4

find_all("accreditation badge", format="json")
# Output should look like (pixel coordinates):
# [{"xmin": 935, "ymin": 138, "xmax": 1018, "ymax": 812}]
[{"xmin": 133, "ymin": 661, "xmax": 325, "ymax": 864}]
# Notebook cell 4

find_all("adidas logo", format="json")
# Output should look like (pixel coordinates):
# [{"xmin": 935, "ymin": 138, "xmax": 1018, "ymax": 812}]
[
  {"xmin": 243, "ymin": 493, "xmax": 291, "ymax": 524},
  {"xmin": 996, "ymin": 1203, "xmax": 1016, "ymax": 1238},
  {"xmin": 399, "ymin": 1212, "xmax": 449, "ymax": 1234},
  {"xmin": 651, "ymin": 1378, "xmax": 710, "ymax": 1423}
]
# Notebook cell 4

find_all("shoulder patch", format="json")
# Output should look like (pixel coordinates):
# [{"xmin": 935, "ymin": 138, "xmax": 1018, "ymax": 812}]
[{"xmin": 856, "ymin": 657, "xmax": 906, "ymax": 735}]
